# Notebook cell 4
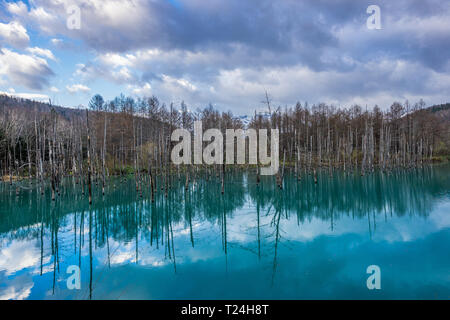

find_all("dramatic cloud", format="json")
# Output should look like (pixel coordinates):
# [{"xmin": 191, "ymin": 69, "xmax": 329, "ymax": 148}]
[
  {"xmin": 1, "ymin": 0, "xmax": 449, "ymax": 111},
  {"xmin": 18, "ymin": 0, "xmax": 450, "ymax": 69}
]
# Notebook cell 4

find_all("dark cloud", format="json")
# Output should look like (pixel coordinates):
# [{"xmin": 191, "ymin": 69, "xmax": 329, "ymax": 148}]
[
  {"xmin": 27, "ymin": 0, "xmax": 448, "ymax": 74},
  {"xmin": 13, "ymin": 0, "xmax": 448, "ymax": 110}
]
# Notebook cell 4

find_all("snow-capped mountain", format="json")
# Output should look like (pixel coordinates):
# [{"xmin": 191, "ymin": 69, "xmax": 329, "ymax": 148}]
[
  {"xmin": 236, "ymin": 115, "xmax": 252, "ymax": 127},
  {"xmin": 234, "ymin": 112, "xmax": 271, "ymax": 127}
]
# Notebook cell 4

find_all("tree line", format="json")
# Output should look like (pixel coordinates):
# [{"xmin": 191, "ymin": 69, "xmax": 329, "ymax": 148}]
[{"xmin": 0, "ymin": 93, "xmax": 449, "ymax": 200}]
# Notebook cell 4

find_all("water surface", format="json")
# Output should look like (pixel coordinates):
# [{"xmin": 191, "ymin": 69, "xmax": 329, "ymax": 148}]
[{"xmin": 1, "ymin": 165, "xmax": 449, "ymax": 299}]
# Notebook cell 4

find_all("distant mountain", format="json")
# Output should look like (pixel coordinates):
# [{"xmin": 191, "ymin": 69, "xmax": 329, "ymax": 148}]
[
  {"xmin": 0, "ymin": 94, "xmax": 84, "ymax": 121},
  {"xmin": 428, "ymin": 103, "xmax": 450, "ymax": 122},
  {"xmin": 234, "ymin": 111, "xmax": 272, "ymax": 128},
  {"xmin": 429, "ymin": 103, "xmax": 450, "ymax": 113},
  {"xmin": 235, "ymin": 115, "xmax": 252, "ymax": 127}
]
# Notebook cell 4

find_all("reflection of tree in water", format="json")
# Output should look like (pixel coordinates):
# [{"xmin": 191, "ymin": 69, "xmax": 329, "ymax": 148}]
[
  {"xmin": 3, "ymin": 167, "xmax": 447, "ymax": 239},
  {"xmin": 0, "ymin": 165, "xmax": 449, "ymax": 296},
  {"xmin": 249, "ymin": 166, "xmax": 448, "ymax": 223},
  {"xmin": 246, "ymin": 165, "xmax": 449, "ymax": 284}
]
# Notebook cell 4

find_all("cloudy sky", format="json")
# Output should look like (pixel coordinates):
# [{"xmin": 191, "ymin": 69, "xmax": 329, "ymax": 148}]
[{"xmin": 0, "ymin": 0, "xmax": 449, "ymax": 114}]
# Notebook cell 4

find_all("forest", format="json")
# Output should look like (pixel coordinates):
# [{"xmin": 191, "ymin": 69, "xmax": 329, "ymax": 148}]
[{"xmin": 1, "ymin": 93, "xmax": 449, "ymax": 202}]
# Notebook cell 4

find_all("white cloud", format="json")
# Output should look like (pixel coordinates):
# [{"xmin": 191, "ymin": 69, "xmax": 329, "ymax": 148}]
[
  {"xmin": 66, "ymin": 83, "xmax": 91, "ymax": 93},
  {"xmin": 73, "ymin": 63, "xmax": 90, "ymax": 78},
  {"xmin": 0, "ymin": 21, "xmax": 30, "ymax": 48},
  {"xmin": 161, "ymin": 74, "xmax": 197, "ymax": 92},
  {"xmin": 26, "ymin": 47, "xmax": 56, "ymax": 61},
  {"xmin": 129, "ymin": 82, "xmax": 152, "ymax": 96},
  {"xmin": 50, "ymin": 86, "xmax": 59, "ymax": 93},
  {"xmin": 111, "ymin": 67, "xmax": 133, "ymax": 82},
  {"xmin": 98, "ymin": 53, "xmax": 136, "ymax": 68},
  {"xmin": 0, "ymin": 48, "xmax": 54, "ymax": 90},
  {"xmin": 29, "ymin": 6, "xmax": 56, "ymax": 23},
  {"xmin": 6, "ymin": 1, "xmax": 28, "ymax": 16},
  {"xmin": 51, "ymin": 38, "xmax": 62, "ymax": 45},
  {"xmin": 74, "ymin": 59, "xmax": 137, "ymax": 85}
]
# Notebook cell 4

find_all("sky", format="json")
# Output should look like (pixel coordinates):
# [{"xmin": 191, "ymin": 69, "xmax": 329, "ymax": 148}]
[{"xmin": 0, "ymin": 0, "xmax": 449, "ymax": 115}]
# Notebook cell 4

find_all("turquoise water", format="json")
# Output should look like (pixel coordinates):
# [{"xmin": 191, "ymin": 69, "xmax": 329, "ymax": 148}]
[{"xmin": 0, "ymin": 165, "xmax": 449, "ymax": 300}]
